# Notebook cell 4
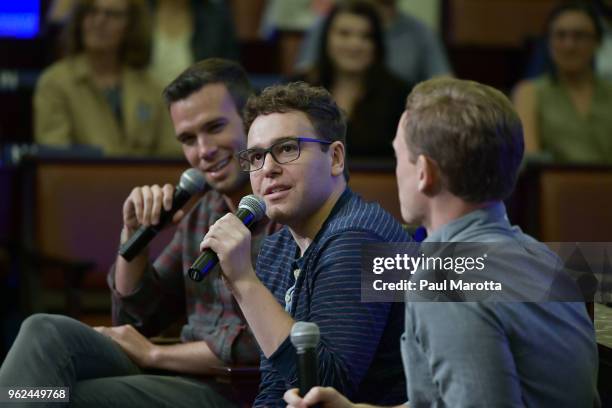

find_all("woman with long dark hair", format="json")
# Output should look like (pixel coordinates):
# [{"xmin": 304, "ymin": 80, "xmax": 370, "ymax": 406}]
[{"xmin": 295, "ymin": 0, "xmax": 411, "ymax": 159}]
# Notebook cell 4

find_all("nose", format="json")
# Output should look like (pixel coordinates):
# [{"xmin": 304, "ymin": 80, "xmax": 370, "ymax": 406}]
[
  {"xmin": 559, "ymin": 36, "xmax": 577, "ymax": 47},
  {"xmin": 347, "ymin": 35, "xmax": 360, "ymax": 48},
  {"xmin": 260, "ymin": 151, "xmax": 281, "ymax": 176},
  {"xmin": 346, "ymin": 33, "xmax": 366, "ymax": 49},
  {"xmin": 197, "ymin": 136, "xmax": 218, "ymax": 161},
  {"xmin": 89, "ymin": 8, "xmax": 108, "ymax": 25}
]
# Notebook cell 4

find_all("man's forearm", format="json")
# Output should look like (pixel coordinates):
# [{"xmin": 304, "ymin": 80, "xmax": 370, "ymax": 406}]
[
  {"xmin": 232, "ymin": 275, "xmax": 295, "ymax": 358},
  {"xmin": 149, "ymin": 340, "xmax": 226, "ymax": 374},
  {"xmin": 114, "ymin": 226, "xmax": 149, "ymax": 296}
]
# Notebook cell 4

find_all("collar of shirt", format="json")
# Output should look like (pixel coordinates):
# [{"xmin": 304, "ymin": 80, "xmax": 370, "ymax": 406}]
[{"xmin": 424, "ymin": 201, "xmax": 510, "ymax": 243}]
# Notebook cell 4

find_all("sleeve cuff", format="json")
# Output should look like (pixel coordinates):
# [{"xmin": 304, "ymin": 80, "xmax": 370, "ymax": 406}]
[
  {"xmin": 266, "ymin": 335, "xmax": 297, "ymax": 383},
  {"xmin": 228, "ymin": 326, "xmax": 260, "ymax": 365},
  {"xmin": 107, "ymin": 263, "xmax": 160, "ymax": 325},
  {"xmin": 108, "ymin": 263, "xmax": 151, "ymax": 300}
]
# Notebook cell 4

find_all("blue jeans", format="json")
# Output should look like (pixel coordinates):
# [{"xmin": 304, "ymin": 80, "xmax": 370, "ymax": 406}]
[{"xmin": 0, "ymin": 314, "xmax": 234, "ymax": 407}]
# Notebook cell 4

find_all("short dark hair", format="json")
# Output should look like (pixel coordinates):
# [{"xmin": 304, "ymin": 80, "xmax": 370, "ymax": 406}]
[
  {"xmin": 403, "ymin": 77, "xmax": 524, "ymax": 203},
  {"xmin": 62, "ymin": 0, "xmax": 152, "ymax": 69},
  {"xmin": 243, "ymin": 81, "xmax": 346, "ymax": 146},
  {"xmin": 162, "ymin": 58, "xmax": 253, "ymax": 114},
  {"xmin": 243, "ymin": 81, "xmax": 348, "ymax": 179}
]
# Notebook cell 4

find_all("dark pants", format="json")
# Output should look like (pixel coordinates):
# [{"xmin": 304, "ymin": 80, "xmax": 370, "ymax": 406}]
[{"xmin": 0, "ymin": 314, "xmax": 234, "ymax": 407}]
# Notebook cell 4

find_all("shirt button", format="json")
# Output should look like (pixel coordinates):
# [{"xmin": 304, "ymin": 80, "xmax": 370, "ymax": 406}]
[
  {"xmin": 294, "ymin": 269, "xmax": 301, "ymax": 279},
  {"xmin": 285, "ymin": 293, "xmax": 291, "ymax": 303}
]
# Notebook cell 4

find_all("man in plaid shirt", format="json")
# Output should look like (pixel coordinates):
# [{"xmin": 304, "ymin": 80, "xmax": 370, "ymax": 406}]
[{"xmin": 0, "ymin": 59, "xmax": 275, "ymax": 407}]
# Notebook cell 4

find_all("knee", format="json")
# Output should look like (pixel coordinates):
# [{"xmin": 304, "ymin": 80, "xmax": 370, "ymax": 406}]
[
  {"xmin": 19, "ymin": 314, "xmax": 76, "ymax": 346},
  {"xmin": 21, "ymin": 313, "xmax": 66, "ymax": 332}
]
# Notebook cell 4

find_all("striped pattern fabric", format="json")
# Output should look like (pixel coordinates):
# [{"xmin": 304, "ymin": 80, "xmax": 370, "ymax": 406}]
[
  {"xmin": 254, "ymin": 188, "xmax": 410, "ymax": 407},
  {"xmin": 108, "ymin": 189, "xmax": 278, "ymax": 364}
]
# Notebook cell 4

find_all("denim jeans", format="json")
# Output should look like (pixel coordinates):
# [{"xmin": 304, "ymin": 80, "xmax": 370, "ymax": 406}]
[{"xmin": 0, "ymin": 314, "xmax": 234, "ymax": 407}]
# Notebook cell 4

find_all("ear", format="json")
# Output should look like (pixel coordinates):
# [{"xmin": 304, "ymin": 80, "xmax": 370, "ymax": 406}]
[
  {"xmin": 330, "ymin": 141, "xmax": 345, "ymax": 177},
  {"xmin": 416, "ymin": 155, "xmax": 438, "ymax": 194}
]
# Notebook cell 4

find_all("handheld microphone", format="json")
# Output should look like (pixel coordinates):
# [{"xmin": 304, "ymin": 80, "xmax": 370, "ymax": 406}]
[
  {"xmin": 290, "ymin": 321, "xmax": 320, "ymax": 397},
  {"xmin": 188, "ymin": 194, "xmax": 266, "ymax": 282},
  {"xmin": 119, "ymin": 168, "xmax": 208, "ymax": 262}
]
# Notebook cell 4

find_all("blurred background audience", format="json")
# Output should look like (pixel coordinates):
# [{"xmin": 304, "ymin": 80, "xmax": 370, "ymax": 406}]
[
  {"xmin": 513, "ymin": 2, "xmax": 612, "ymax": 164},
  {"xmin": 148, "ymin": 0, "xmax": 239, "ymax": 86},
  {"xmin": 295, "ymin": 0, "xmax": 451, "ymax": 86},
  {"xmin": 523, "ymin": 0, "xmax": 612, "ymax": 82},
  {"xmin": 34, "ymin": 0, "xmax": 181, "ymax": 157},
  {"xmin": 47, "ymin": 0, "xmax": 239, "ymax": 86},
  {"xmin": 292, "ymin": 0, "xmax": 411, "ymax": 158}
]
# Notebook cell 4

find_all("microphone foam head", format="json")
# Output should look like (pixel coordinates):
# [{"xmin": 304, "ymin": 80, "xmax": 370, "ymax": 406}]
[
  {"xmin": 179, "ymin": 168, "xmax": 208, "ymax": 195},
  {"xmin": 290, "ymin": 321, "xmax": 320, "ymax": 350},
  {"xmin": 238, "ymin": 194, "xmax": 266, "ymax": 222}
]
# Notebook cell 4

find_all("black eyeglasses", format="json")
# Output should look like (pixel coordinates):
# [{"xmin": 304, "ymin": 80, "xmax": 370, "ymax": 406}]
[{"xmin": 238, "ymin": 137, "xmax": 332, "ymax": 172}]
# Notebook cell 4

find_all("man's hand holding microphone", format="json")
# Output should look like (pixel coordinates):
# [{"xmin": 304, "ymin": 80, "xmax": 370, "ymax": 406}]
[{"xmin": 116, "ymin": 169, "xmax": 207, "ymax": 295}]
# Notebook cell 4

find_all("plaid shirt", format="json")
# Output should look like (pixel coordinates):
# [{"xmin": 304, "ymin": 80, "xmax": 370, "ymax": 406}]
[{"xmin": 108, "ymin": 189, "xmax": 278, "ymax": 364}]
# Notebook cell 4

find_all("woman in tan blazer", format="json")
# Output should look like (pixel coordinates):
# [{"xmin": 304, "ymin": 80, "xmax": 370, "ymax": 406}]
[{"xmin": 34, "ymin": 0, "xmax": 181, "ymax": 157}]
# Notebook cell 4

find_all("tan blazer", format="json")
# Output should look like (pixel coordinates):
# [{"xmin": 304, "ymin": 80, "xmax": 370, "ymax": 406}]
[{"xmin": 34, "ymin": 55, "xmax": 182, "ymax": 157}]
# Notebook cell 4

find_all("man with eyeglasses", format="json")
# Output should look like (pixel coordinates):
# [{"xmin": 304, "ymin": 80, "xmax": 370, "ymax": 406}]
[
  {"xmin": 283, "ymin": 78, "xmax": 599, "ymax": 408},
  {"xmin": 199, "ymin": 81, "xmax": 409, "ymax": 407}
]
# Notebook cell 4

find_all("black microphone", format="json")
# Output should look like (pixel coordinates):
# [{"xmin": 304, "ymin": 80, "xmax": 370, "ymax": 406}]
[
  {"xmin": 290, "ymin": 321, "xmax": 320, "ymax": 398},
  {"xmin": 188, "ymin": 194, "xmax": 266, "ymax": 282},
  {"xmin": 119, "ymin": 168, "xmax": 208, "ymax": 262}
]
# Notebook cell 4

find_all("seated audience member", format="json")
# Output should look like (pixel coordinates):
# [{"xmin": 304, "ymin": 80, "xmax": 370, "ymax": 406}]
[
  {"xmin": 284, "ymin": 78, "xmax": 599, "ymax": 407},
  {"xmin": 295, "ymin": 0, "xmax": 451, "ymax": 86},
  {"xmin": 200, "ymin": 81, "xmax": 409, "ymax": 406},
  {"xmin": 524, "ymin": 0, "xmax": 612, "ymax": 82},
  {"xmin": 293, "ymin": 0, "xmax": 411, "ymax": 158},
  {"xmin": 513, "ymin": 2, "xmax": 612, "ymax": 164},
  {"xmin": 46, "ymin": 0, "xmax": 240, "ymax": 87},
  {"xmin": 35, "ymin": 0, "xmax": 180, "ymax": 157},
  {"xmin": 0, "ymin": 59, "xmax": 278, "ymax": 407},
  {"xmin": 148, "ymin": 0, "xmax": 239, "ymax": 86}
]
